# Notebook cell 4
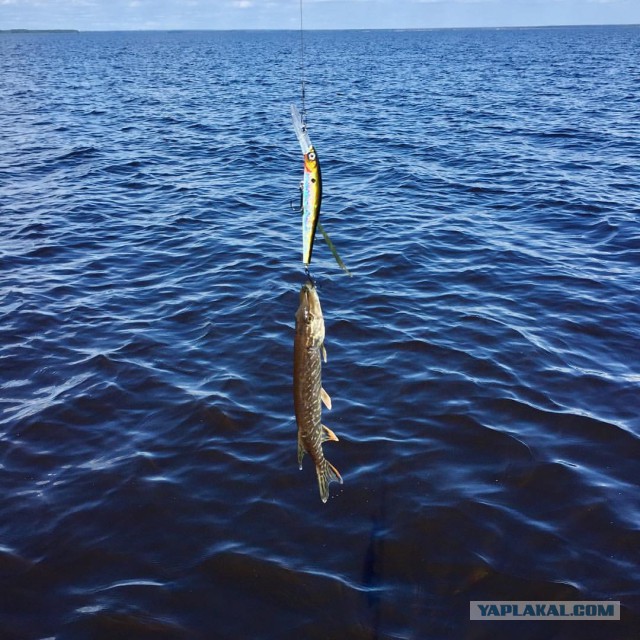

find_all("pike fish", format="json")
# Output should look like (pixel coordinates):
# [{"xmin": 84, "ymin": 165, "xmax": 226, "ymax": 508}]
[
  {"xmin": 291, "ymin": 104, "xmax": 321, "ymax": 266},
  {"xmin": 293, "ymin": 280, "xmax": 342, "ymax": 502}
]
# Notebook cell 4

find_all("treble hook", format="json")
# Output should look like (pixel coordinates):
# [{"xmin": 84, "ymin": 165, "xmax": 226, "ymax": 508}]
[{"xmin": 304, "ymin": 265, "xmax": 316, "ymax": 287}]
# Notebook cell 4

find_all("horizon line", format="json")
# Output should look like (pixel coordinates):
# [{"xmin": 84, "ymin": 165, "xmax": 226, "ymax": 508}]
[{"xmin": 2, "ymin": 22, "xmax": 640, "ymax": 34}]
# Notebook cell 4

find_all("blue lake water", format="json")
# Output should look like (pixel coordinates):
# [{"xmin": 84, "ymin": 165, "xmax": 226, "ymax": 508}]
[{"xmin": 1, "ymin": 26, "xmax": 639, "ymax": 639}]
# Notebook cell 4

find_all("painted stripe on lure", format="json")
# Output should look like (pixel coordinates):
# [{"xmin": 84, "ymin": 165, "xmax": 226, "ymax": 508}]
[{"xmin": 292, "ymin": 104, "xmax": 322, "ymax": 266}]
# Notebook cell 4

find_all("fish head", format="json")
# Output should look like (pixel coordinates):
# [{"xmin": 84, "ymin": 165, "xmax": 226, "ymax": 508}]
[
  {"xmin": 295, "ymin": 280, "xmax": 325, "ymax": 345},
  {"xmin": 303, "ymin": 147, "xmax": 319, "ymax": 174}
]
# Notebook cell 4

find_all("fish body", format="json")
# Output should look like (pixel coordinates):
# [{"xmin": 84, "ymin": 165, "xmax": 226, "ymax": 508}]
[
  {"xmin": 291, "ymin": 104, "xmax": 322, "ymax": 266},
  {"xmin": 300, "ymin": 147, "xmax": 322, "ymax": 265},
  {"xmin": 293, "ymin": 280, "xmax": 342, "ymax": 502}
]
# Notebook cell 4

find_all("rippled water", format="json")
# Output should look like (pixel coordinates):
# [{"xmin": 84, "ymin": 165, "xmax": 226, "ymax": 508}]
[{"xmin": 1, "ymin": 26, "xmax": 640, "ymax": 639}]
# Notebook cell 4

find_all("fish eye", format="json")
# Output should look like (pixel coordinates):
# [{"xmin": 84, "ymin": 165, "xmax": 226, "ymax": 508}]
[{"xmin": 308, "ymin": 152, "xmax": 316, "ymax": 161}]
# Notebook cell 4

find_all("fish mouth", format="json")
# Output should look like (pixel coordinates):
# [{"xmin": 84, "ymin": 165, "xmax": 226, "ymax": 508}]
[{"xmin": 299, "ymin": 280, "xmax": 322, "ymax": 317}]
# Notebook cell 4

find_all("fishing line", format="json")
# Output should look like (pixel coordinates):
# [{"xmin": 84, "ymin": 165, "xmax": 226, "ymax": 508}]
[{"xmin": 298, "ymin": 0, "xmax": 308, "ymax": 123}]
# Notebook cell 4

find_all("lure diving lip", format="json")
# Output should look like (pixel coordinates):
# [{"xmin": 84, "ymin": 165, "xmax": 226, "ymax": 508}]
[{"xmin": 291, "ymin": 103, "xmax": 312, "ymax": 155}]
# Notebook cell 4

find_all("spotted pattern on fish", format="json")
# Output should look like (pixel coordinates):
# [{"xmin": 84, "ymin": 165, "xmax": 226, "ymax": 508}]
[{"xmin": 293, "ymin": 281, "xmax": 342, "ymax": 502}]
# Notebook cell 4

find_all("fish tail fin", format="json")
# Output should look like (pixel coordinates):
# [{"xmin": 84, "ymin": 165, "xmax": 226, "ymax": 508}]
[{"xmin": 316, "ymin": 459, "xmax": 343, "ymax": 503}]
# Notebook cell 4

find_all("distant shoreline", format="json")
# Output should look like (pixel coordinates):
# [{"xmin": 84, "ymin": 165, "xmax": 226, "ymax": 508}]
[
  {"xmin": 0, "ymin": 29, "xmax": 79, "ymax": 34},
  {"xmin": 0, "ymin": 24, "xmax": 638, "ymax": 35}
]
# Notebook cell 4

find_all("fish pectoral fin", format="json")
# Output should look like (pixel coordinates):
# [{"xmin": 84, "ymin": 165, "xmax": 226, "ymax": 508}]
[
  {"xmin": 321, "ymin": 387, "xmax": 332, "ymax": 410},
  {"xmin": 297, "ymin": 435, "xmax": 305, "ymax": 470},
  {"xmin": 322, "ymin": 424, "xmax": 339, "ymax": 442},
  {"xmin": 322, "ymin": 344, "xmax": 327, "ymax": 363}
]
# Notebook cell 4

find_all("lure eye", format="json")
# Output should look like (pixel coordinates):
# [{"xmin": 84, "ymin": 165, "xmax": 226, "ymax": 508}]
[{"xmin": 308, "ymin": 152, "xmax": 316, "ymax": 161}]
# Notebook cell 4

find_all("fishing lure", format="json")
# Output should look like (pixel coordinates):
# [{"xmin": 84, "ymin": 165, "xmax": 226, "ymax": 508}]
[{"xmin": 291, "ymin": 103, "xmax": 321, "ymax": 267}]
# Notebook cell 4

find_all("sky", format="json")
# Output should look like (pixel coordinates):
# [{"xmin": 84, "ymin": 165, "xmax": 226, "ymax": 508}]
[{"xmin": 1, "ymin": 0, "xmax": 639, "ymax": 31}]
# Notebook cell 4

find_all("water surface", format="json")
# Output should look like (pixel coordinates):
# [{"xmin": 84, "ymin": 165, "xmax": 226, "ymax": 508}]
[{"xmin": 1, "ymin": 26, "xmax": 639, "ymax": 639}]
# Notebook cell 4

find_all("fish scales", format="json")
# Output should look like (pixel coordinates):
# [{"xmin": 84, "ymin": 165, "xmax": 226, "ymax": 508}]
[{"xmin": 293, "ymin": 280, "xmax": 342, "ymax": 502}]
